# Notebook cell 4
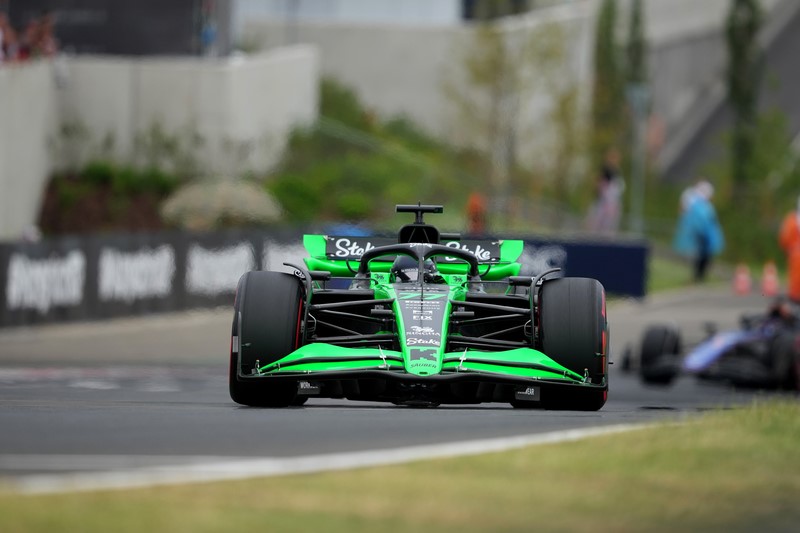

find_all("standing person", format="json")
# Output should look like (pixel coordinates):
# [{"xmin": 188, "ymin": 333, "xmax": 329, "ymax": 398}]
[
  {"xmin": 778, "ymin": 196, "xmax": 800, "ymax": 302},
  {"xmin": 673, "ymin": 180, "xmax": 724, "ymax": 282},
  {"xmin": 586, "ymin": 148, "xmax": 625, "ymax": 234}
]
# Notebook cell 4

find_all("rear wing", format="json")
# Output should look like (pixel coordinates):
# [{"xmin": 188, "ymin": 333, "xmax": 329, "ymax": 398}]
[{"xmin": 302, "ymin": 234, "xmax": 523, "ymax": 281}]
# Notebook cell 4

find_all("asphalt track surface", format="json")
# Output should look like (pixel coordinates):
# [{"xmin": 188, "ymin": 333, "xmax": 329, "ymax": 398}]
[{"xmin": 0, "ymin": 285, "xmax": 789, "ymax": 491}]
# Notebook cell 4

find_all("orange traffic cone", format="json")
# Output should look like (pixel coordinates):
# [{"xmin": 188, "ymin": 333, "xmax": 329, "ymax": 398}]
[
  {"xmin": 733, "ymin": 263, "xmax": 752, "ymax": 295},
  {"xmin": 761, "ymin": 261, "xmax": 780, "ymax": 297}
]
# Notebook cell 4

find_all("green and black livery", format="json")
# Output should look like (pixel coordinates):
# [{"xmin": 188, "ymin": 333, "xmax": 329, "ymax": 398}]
[{"xmin": 229, "ymin": 204, "xmax": 609, "ymax": 410}]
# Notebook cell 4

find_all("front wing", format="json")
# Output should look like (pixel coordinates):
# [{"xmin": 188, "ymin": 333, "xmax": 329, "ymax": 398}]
[{"xmin": 237, "ymin": 344, "xmax": 605, "ymax": 405}]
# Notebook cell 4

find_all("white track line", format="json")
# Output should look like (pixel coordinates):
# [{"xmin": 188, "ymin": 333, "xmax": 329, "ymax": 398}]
[{"xmin": 4, "ymin": 423, "xmax": 649, "ymax": 495}]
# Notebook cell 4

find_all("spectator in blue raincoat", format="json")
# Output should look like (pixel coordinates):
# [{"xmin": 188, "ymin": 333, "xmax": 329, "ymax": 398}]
[{"xmin": 673, "ymin": 180, "xmax": 724, "ymax": 282}]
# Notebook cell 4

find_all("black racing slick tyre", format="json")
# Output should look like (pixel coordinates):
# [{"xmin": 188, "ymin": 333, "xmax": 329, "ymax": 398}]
[
  {"xmin": 229, "ymin": 271, "xmax": 304, "ymax": 407},
  {"xmin": 769, "ymin": 331, "xmax": 800, "ymax": 390},
  {"xmin": 536, "ymin": 277, "xmax": 608, "ymax": 411},
  {"xmin": 639, "ymin": 324, "xmax": 682, "ymax": 386}
]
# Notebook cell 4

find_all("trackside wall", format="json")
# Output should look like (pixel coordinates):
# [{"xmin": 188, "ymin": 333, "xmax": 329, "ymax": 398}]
[
  {"xmin": 0, "ymin": 230, "xmax": 648, "ymax": 328},
  {"xmin": 242, "ymin": 3, "xmax": 594, "ymax": 170},
  {"xmin": 241, "ymin": 0, "xmax": 793, "ymax": 174},
  {"xmin": 0, "ymin": 62, "xmax": 57, "ymax": 244},
  {"xmin": 0, "ymin": 46, "xmax": 320, "ymax": 242}
]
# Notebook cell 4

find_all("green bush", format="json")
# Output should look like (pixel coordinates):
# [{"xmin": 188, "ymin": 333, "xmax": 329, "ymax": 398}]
[
  {"xmin": 55, "ymin": 178, "xmax": 92, "ymax": 209},
  {"xmin": 140, "ymin": 167, "xmax": 182, "ymax": 196},
  {"xmin": 268, "ymin": 77, "xmax": 484, "ymax": 224},
  {"xmin": 319, "ymin": 78, "xmax": 375, "ymax": 131},
  {"xmin": 111, "ymin": 166, "xmax": 144, "ymax": 194},
  {"xmin": 700, "ymin": 109, "xmax": 800, "ymax": 264},
  {"xmin": 73, "ymin": 160, "xmax": 184, "ymax": 197},
  {"xmin": 40, "ymin": 160, "xmax": 186, "ymax": 236},
  {"xmin": 82, "ymin": 160, "xmax": 115, "ymax": 186},
  {"xmin": 336, "ymin": 191, "xmax": 372, "ymax": 220},
  {"xmin": 269, "ymin": 171, "xmax": 323, "ymax": 222},
  {"xmin": 269, "ymin": 150, "xmax": 422, "ymax": 222}
]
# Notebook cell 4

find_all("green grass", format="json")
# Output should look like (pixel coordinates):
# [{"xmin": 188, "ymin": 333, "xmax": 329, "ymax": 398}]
[
  {"xmin": 1, "ymin": 400, "xmax": 798, "ymax": 532},
  {"xmin": 648, "ymin": 253, "xmax": 691, "ymax": 293},
  {"xmin": 647, "ymin": 251, "xmax": 735, "ymax": 294}
]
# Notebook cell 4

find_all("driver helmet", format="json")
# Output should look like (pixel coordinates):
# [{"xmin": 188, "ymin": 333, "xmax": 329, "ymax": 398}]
[{"xmin": 391, "ymin": 255, "xmax": 443, "ymax": 283}]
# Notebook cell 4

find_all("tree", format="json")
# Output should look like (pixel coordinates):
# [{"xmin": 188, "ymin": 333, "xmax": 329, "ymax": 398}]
[
  {"xmin": 725, "ymin": 0, "xmax": 763, "ymax": 202},
  {"xmin": 591, "ymin": 0, "xmax": 625, "ymax": 168},
  {"xmin": 625, "ymin": 0, "xmax": 647, "ymax": 86},
  {"xmin": 624, "ymin": 0, "xmax": 649, "ymax": 234},
  {"xmin": 472, "ymin": 0, "xmax": 519, "ymax": 20},
  {"xmin": 442, "ymin": 5, "xmax": 566, "ymax": 225}
]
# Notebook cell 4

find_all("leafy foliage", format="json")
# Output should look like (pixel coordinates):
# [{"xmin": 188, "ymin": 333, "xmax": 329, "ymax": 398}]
[
  {"xmin": 80, "ymin": 160, "xmax": 181, "ymax": 196},
  {"xmin": 591, "ymin": 0, "xmax": 625, "ymax": 166},
  {"xmin": 703, "ymin": 109, "xmax": 800, "ymax": 263},
  {"xmin": 633, "ymin": 0, "xmax": 797, "ymax": 268},
  {"xmin": 268, "ymin": 78, "xmax": 485, "ymax": 225},
  {"xmin": 625, "ymin": 0, "xmax": 647, "ymax": 86},
  {"xmin": 470, "ymin": 0, "xmax": 527, "ymax": 20},
  {"xmin": 440, "ymin": 12, "xmax": 579, "ymax": 228},
  {"xmin": 317, "ymin": 78, "xmax": 375, "ymax": 132},
  {"xmin": 706, "ymin": 0, "xmax": 800, "ymax": 264},
  {"xmin": 725, "ymin": 0, "xmax": 764, "ymax": 199},
  {"xmin": 38, "ymin": 162, "xmax": 184, "ymax": 235}
]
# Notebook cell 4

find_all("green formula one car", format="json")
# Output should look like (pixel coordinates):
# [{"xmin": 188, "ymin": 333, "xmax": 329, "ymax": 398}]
[{"xmin": 229, "ymin": 204, "xmax": 609, "ymax": 410}]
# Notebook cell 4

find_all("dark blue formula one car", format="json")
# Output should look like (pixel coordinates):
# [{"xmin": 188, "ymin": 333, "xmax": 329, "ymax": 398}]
[{"xmin": 631, "ymin": 300, "xmax": 800, "ymax": 390}]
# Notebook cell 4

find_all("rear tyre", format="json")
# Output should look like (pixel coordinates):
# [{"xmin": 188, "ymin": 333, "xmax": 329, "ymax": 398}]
[
  {"xmin": 770, "ymin": 332, "xmax": 799, "ymax": 390},
  {"xmin": 535, "ymin": 277, "xmax": 608, "ymax": 411},
  {"xmin": 639, "ymin": 324, "xmax": 682, "ymax": 386},
  {"xmin": 229, "ymin": 271, "xmax": 304, "ymax": 407}
]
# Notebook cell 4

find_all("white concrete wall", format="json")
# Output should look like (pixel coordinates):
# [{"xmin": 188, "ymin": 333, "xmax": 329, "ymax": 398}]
[
  {"xmin": 55, "ymin": 59, "xmax": 134, "ymax": 169},
  {"xmin": 233, "ymin": 0, "xmax": 462, "ymax": 38},
  {"xmin": 0, "ymin": 46, "xmax": 319, "ymax": 242},
  {"xmin": 242, "ymin": 0, "xmax": 794, "ymax": 175},
  {"xmin": 245, "ymin": 20, "xmax": 459, "ymax": 132},
  {"xmin": 243, "ymin": 2, "xmax": 593, "ymax": 157},
  {"xmin": 225, "ymin": 47, "xmax": 320, "ymax": 170},
  {"xmin": 0, "ymin": 61, "xmax": 57, "ymax": 242},
  {"xmin": 640, "ymin": 0, "xmax": 796, "ymax": 171},
  {"xmin": 58, "ymin": 46, "xmax": 319, "ymax": 175}
]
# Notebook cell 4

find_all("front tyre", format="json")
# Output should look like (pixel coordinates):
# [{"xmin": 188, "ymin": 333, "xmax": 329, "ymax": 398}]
[
  {"xmin": 229, "ymin": 271, "xmax": 304, "ymax": 407},
  {"xmin": 769, "ymin": 331, "xmax": 800, "ymax": 390},
  {"xmin": 639, "ymin": 324, "xmax": 682, "ymax": 386},
  {"xmin": 537, "ymin": 277, "xmax": 608, "ymax": 411}
]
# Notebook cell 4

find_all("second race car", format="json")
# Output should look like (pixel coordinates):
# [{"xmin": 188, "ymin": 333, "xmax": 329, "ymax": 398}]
[{"xmin": 632, "ymin": 298, "xmax": 800, "ymax": 390}]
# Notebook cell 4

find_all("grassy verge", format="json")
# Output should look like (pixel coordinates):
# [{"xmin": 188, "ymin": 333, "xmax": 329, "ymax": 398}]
[
  {"xmin": 648, "ymin": 253, "xmax": 692, "ymax": 293},
  {"xmin": 647, "ymin": 251, "xmax": 734, "ymax": 294},
  {"xmin": 1, "ymin": 400, "xmax": 798, "ymax": 532}
]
